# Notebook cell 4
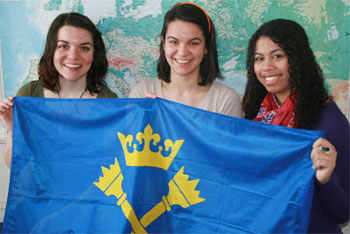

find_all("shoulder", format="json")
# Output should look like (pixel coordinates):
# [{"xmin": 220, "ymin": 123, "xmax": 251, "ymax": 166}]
[
  {"xmin": 314, "ymin": 100, "xmax": 349, "ymax": 137},
  {"xmin": 210, "ymin": 81, "xmax": 241, "ymax": 101},
  {"xmin": 323, "ymin": 100, "xmax": 345, "ymax": 115},
  {"xmin": 97, "ymin": 84, "xmax": 118, "ymax": 98},
  {"xmin": 317, "ymin": 101, "xmax": 348, "ymax": 127},
  {"xmin": 205, "ymin": 81, "xmax": 243, "ymax": 118},
  {"xmin": 16, "ymin": 80, "xmax": 43, "ymax": 97},
  {"xmin": 129, "ymin": 78, "xmax": 161, "ymax": 98}
]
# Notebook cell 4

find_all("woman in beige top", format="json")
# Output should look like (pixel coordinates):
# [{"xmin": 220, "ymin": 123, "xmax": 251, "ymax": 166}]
[{"xmin": 129, "ymin": 2, "xmax": 242, "ymax": 118}]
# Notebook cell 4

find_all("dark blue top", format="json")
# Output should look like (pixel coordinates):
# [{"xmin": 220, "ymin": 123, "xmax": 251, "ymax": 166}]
[{"xmin": 307, "ymin": 101, "xmax": 349, "ymax": 233}]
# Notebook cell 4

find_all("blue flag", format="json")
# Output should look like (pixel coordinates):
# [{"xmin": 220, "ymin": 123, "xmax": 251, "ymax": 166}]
[{"xmin": 3, "ymin": 97, "xmax": 322, "ymax": 233}]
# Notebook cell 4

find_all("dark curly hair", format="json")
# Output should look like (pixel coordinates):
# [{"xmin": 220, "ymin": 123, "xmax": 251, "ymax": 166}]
[
  {"xmin": 242, "ymin": 19, "xmax": 329, "ymax": 129},
  {"xmin": 38, "ymin": 12, "xmax": 108, "ymax": 94},
  {"xmin": 157, "ymin": 3, "xmax": 222, "ymax": 86}
]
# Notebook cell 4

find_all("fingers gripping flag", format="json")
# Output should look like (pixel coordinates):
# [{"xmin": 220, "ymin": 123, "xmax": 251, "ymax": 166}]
[{"xmin": 2, "ymin": 97, "xmax": 322, "ymax": 233}]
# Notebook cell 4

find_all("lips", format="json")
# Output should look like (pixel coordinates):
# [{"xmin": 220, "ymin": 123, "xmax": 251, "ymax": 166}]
[
  {"xmin": 265, "ymin": 76, "xmax": 278, "ymax": 82},
  {"xmin": 261, "ymin": 74, "xmax": 282, "ymax": 85},
  {"xmin": 174, "ymin": 58, "xmax": 191, "ymax": 64},
  {"xmin": 64, "ymin": 63, "xmax": 82, "ymax": 68}
]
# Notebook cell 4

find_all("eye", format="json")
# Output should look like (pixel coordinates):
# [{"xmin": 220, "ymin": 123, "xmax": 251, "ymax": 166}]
[
  {"xmin": 190, "ymin": 41, "xmax": 200, "ymax": 46},
  {"xmin": 168, "ymin": 40, "xmax": 177, "ymax": 45},
  {"xmin": 254, "ymin": 56, "xmax": 263, "ymax": 61},
  {"xmin": 273, "ymin": 54, "xmax": 284, "ymax": 59},
  {"xmin": 57, "ymin": 44, "xmax": 68, "ymax": 49},
  {"xmin": 80, "ymin": 46, "xmax": 91, "ymax": 52}
]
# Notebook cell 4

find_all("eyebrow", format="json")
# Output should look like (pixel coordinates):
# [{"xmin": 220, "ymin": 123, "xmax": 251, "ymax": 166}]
[
  {"xmin": 255, "ymin": 49, "xmax": 283, "ymax": 56},
  {"xmin": 166, "ymin": 36, "xmax": 203, "ymax": 41},
  {"xmin": 57, "ymin": 40, "xmax": 93, "ymax": 46}
]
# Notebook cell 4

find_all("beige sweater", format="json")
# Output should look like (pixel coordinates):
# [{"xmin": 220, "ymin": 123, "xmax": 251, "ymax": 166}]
[{"xmin": 129, "ymin": 78, "xmax": 242, "ymax": 118}]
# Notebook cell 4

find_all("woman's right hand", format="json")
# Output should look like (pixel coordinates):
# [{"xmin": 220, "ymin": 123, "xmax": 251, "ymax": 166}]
[{"xmin": 0, "ymin": 96, "xmax": 15, "ymax": 132}]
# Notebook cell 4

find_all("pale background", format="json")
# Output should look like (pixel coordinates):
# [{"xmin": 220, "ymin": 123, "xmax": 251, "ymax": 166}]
[{"xmin": 0, "ymin": 0, "xmax": 349, "ymax": 231}]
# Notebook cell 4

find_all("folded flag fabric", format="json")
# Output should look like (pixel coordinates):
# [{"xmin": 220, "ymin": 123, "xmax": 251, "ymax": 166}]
[{"xmin": 2, "ymin": 97, "xmax": 322, "ymax": 233}]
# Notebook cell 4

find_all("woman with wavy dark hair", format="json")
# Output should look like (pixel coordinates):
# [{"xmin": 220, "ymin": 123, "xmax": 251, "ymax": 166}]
[
  {"xmin": 243, "ymin": 19, "xmax": 349, "ymax": 232},
  {"xmin": 37, "ymin": 12, "xmax": 116, "ymax": 96},
  {"xmin": 21, "ymin": 12, "xmax": 116, "ymax": 98},
  {"xmin": 0, "ymin": 12, "xmax": 117, "ymax": 167},
  {"xmin": 129, "ymin": 2, "xmax": 242, "ymax": 118}
]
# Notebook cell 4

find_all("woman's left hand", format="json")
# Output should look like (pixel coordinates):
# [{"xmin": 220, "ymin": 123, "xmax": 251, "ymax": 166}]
[
  {"xmin": 311, "ymin": 138, "xmax": 337, "ymax": 184},
  {"xmin": 144, "ymin": 93, "xmax": 157, "ymax": 99}
]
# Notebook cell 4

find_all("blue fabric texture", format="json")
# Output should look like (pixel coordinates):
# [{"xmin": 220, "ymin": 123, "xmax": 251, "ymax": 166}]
[{"xmin": 2, "ymin": 97, "xmax": 322, "ymax": 233}]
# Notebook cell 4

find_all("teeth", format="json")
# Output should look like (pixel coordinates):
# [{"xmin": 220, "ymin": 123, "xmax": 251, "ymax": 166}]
[
  {"xmin": 265, "ymin": 76, "xmax": 278, "ymax": 82},
  {"xmin": 65, "ymin": 64, "xmax": 81, "ymax": 68},
  {"xmin": 176, "ymin": 59, "xmax": 190, "ymax": 64}
]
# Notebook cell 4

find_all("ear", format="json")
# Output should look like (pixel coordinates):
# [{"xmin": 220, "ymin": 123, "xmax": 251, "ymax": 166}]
[
  {"xmin": 204, "ymin": 48, "xmax": 208, "ymax": 55},
  {"xmin": 161, "ymin": 35, "xmax": 165, "ymax": 45}
]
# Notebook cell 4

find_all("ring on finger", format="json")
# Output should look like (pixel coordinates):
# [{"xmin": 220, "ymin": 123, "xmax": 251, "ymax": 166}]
[{"xmin": 319, "ymin": 146, "xmax": 331, "ymax": 154}]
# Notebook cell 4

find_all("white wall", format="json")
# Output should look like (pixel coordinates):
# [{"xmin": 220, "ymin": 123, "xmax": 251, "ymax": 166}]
[
  {"xmin": 0, "ymin": 40, "xmax": 10, "ymax": 224},
  {"xmin": 0, "ymin": 142, "xmax": 10, "ymax": 223}
]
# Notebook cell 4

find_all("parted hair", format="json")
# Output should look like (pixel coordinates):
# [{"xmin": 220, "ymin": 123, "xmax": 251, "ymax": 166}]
[
  {"xmin": 242, "ymin": 19, "xmax": 329, "ymax": 129},
  {"xmin": 38, "ymin": 12, "xmax": 108, "ymax": 94},
  {"xmin": 157, "ymin": 3, "xmax": 222, "ymax": 86}
]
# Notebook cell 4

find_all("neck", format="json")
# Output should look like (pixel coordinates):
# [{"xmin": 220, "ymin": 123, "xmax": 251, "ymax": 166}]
[
  {"xmin": 57, "ymin": 77, "xmax": 87, "ymax": 99},
  {"xmin": 274, "ymin": 92, "xmax": 290, "ymax": 106},
  {"xmin": 165, "ymin": 73, "xmax": 203, "ymax": 94},
  {"xmin": 161, "ymin": 75, "xmax": 210, "ymax": 108}
]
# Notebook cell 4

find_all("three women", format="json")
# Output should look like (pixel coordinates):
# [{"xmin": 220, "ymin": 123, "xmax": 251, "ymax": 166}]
[{"xmin": 1, "ymin": 4, "xmax": 348, "ymax": 233}]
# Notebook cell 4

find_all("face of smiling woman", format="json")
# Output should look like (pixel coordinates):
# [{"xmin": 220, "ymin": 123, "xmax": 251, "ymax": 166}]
[
  {"xmin": 163, "ymin": 20, "xmax": 207, "ymax": 80},
  {"xmin": 254, "ymin": 36, "xmax": 291, "ymax": 104},
  {"xmin": 53, "ymin": 25, "xmax": 94, "ymax": 84}
]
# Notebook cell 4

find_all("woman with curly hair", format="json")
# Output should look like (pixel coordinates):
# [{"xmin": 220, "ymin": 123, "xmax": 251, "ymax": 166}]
[
  {"xmin": 0, "ymin": 12, "xmax": 117, "ymax": 167},
  {"xmin": 242, "ymin": 18, "xmax": 349, "ymax": 233},
  {"xmin": 129, "ymin": 2, "xmax": 242, "ymax": 118}
]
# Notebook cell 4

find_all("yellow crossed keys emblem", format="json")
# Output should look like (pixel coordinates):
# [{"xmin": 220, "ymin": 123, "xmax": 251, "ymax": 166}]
[{"xmin": 94, "ymin": 125, "xmax": 206, "ymax": 233}]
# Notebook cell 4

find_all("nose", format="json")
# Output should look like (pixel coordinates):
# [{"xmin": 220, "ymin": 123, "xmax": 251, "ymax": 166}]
[
  {"xmin": 177, "ymin": 43, "xmax": 189, "ymax": 57},
  {"xmin": 67, "ymin": 47, "xmax": 79, "ymax": 59},
  {"xmin": 261, "ymin": 58, "xmax": 274, "ymax": 71}
]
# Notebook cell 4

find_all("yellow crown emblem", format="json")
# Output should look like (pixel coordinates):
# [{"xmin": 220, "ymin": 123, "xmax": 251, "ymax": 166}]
[
  {"xmin": 93, "ymin": 158, "xmax": 123, "ymax": 193},
  {"xmin": 117, "ymin": 124, "xmax": 184, "ymax": 170}
]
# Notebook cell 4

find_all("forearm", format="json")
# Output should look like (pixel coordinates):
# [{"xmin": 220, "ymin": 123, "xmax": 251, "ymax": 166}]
[
  {"xmin": 318, "ymin": 119, "xmax": 349, "ymax": 223},
  {"xmin": 316, "ymin": 172, "xmax": 349, "ymax": 223},
  {"xmin": 4, "ymin": 132, "xmax": 12, "ymax": 168}
]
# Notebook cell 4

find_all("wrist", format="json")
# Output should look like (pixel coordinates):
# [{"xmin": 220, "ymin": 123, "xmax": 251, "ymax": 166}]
[{"xmin": 315, "ymin": 173, "xmax": 332, "ymax": 185}]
